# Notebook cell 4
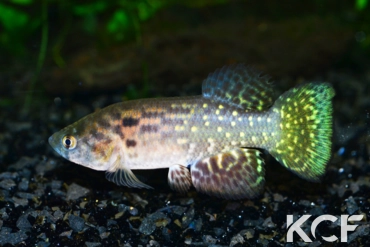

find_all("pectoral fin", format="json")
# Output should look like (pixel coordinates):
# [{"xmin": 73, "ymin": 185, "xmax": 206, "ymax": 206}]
[
  {"xmin": 105, "ymin": 156, "xmax": 153, "ymax": 189},
  {"xmin": 191, "ymin": 148, "xmax": 265, "ymax": 199},
  {"xmin": 168, "ymin": 165, "xmax": 192, "ymax": 193}
]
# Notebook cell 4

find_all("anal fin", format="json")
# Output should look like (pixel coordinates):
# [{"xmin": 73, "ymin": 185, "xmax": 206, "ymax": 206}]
[
  {"xmin": 105, "ymin": 156, "xmax": 153, "ymax": 189},
  {"xmin": 168, "ymin": 165, "xmax": 192, "ymax": 193},
  {"xmin": 191, "ymin": 148, "xmax": 265, "ymax": 199}
]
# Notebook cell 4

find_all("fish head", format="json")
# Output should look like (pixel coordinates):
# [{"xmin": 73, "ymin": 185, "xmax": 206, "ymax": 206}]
[{"xmin": 48, "ymin": 116, "xmax": 118, "ymax": 171}]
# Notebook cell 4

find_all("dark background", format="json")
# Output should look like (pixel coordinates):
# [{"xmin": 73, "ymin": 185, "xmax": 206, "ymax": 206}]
[{"xmin": 0, "ymin": 0, "xmax": 370, "ymax": 246}]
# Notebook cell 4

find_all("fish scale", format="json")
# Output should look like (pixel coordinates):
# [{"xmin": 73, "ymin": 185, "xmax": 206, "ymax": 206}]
[
  {"xmin": 109, "ymin": 97, "xmax": 279, "ymax": 170},
  {"xmin": 49, "ymin": 64, "xmax": 334, "ymax": 199}
]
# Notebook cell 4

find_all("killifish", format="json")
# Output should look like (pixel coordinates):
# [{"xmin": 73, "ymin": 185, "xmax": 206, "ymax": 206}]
[{"xmin": 48, "ymin": 64, "xmax": 335, "ymax": 199}]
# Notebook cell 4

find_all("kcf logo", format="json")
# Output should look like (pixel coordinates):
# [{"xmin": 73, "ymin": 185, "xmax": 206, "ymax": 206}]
[{"xmin": 286, "ymin": 214, "xmax": 364, "ymax": 242}]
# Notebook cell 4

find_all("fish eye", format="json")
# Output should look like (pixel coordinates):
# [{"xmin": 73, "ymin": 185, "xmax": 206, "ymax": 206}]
[{"xmin": 62, "ymin": 135, "xmax": 77, "ymax": 150}]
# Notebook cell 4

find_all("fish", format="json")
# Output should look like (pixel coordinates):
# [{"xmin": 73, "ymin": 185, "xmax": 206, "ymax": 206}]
[{"xmin": 48, "ymin": 64, "xmax": 335, "ymax": 199}]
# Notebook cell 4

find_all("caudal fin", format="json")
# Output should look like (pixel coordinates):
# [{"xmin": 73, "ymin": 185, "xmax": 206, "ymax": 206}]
[{"xmin": 269, "ymin": 83, "xmax": 335, "ymax": 181}]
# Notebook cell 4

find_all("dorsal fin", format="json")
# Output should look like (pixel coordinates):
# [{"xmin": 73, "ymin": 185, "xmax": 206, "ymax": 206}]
[{"xmin": 202, "ymin": 64, "xmax": 274, "ymax": 111}]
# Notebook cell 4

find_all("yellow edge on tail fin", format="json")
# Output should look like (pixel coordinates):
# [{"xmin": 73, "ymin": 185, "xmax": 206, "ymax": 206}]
[{"xmin": 269, "ymin": 83, "xmax": 335, "ymax": 181}]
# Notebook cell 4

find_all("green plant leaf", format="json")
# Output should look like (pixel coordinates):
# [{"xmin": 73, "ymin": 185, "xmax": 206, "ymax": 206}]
[
  {"xmin": 107, "ymin": 9, "xmax": 130, "ymax": 40},
  {"xmin": 137, "ymin": 1, "xmax": 164, "ymax": 21},
  {"xmin": 356, "ymin": 0, "xmax": 368, "ymax": 10},
  {"xmin": 73, "ymin": 1, "xmax": 107, "ymax": 16},
  {"xmin": 11, "ymin": 0, "xmax": 33, "ymax": 5},
  {"xmin": 0, "ymin": 3, "xmax": 29, "ymax": 30}
]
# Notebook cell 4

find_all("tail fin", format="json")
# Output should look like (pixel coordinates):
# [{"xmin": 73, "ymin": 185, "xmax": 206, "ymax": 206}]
[{"xmin": 269, "ymin": 83, "xmax": 335, "ymax": 181}]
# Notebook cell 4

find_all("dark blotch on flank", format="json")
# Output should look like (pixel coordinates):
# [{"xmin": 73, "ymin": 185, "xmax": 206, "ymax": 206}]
[
  {"xmin": 97, "ymin": 118, "xmax": 110, "ymax": 128},
  {"xmin": 142, "ymin": 111, "xmax": 165, "ymax": 118},
  {"xmin": 140, "ymin": 125, "xmax": 159, "ymax": 133},
  {"xmin": 122, "ymin": 117, "xmax": 140, "ymax": 127},
  {"xmin": 95, "ymin": 132, "xmax": 105, "ymax": 141},
  {"xmin": 89, "ymin": 130, "xmax": 105, "ymax": 141},
  {"xmin": 80, "ymin": 136, "xmax": 89, "ymax": 144},
  {"xmin": 113, "ymin": 125, "xmax": 125, "ymax": 139},
  {"xmin": 161, "ymin": 118, "xmax": 184, "ymax": 125},
  {"xmin": 111, "ymin": 112, "xmax": 121, "ymax": 120},
  {"xmin": 126, "ymin": 139, "xmax": 137, "ymax": 148},
  {"xmin": 103, "ymin": 138, "xmax": 112, "ymax": 145}
]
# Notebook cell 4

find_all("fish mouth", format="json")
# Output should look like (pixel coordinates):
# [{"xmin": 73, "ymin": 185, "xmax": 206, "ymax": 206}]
[{"xmin": 48, "ymin": 133, "xmax": 60, "ymax": 151}]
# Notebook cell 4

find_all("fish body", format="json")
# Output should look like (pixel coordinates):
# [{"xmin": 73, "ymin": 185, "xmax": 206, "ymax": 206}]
[{"xmin": 49, "ymin": 64, "xmax": 335, "ymax": 199}]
